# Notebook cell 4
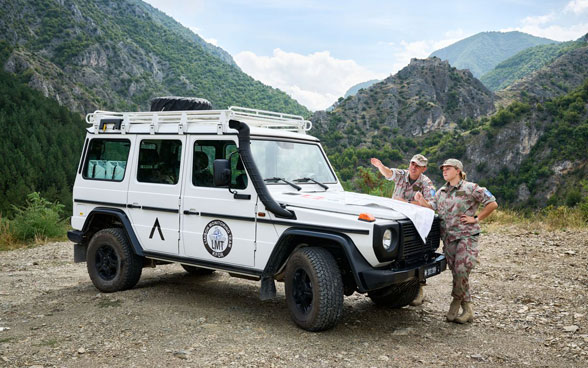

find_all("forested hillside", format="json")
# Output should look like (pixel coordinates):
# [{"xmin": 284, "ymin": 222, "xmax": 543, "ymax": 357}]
[
  {"xmin": 0, "ymin": 0, "xmax": 308, "ymax": 115},
  {"xmin": 430, "ymin": 31, "xmax": 556, "ymax": 78},
  {"xmin": 480, "ymin": 39, "xmax": 585, "ymax": 91},
  {"xmin": 498, "ymin": 35, "xmax": 588, "ymax": 104},
  {"xmin": 312, "ymin": 42, "xmax": 588, "ymax": 208},
  {"xmin": 0, "ymin": 57, "xmax": 85, "ymax": 215}
]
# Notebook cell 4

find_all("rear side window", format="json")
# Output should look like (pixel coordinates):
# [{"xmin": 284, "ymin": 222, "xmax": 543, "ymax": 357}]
[
  {"xmin": 137, "ymin": 140, "xmax": 182, "ymax": 185},
  {"xmin": 83, "ymin": 139, "xmax": 131, "ymax": 181}
]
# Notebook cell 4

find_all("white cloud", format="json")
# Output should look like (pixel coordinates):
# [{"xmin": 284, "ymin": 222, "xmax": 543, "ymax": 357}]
[
  {"xmin": 565, "ymin": 0, "xmax": 588, "ymax": 14},
  {"xmin": 501, "ymin": 2, "xmax": 588, "ymax": 41},
  {"xmin": 204, "ymin": 38, "xmax": 218, "ymax": 46},
  {"xmin": 389, "ymin": 29, "xmax": 469, "ymax": 73},
  {"xmin": 500, "ymin": 23, "xmax": 588, "ymax": 41},
  {"xmin": 234, "ymin": 49, "xmax": 385, "ymax": 111},
  {"xmin": 521, "ymin": 13, "xmax": 556, "ymax": 26}
]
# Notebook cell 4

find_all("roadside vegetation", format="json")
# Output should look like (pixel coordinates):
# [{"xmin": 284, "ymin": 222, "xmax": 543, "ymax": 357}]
[{"xmin": 0, "ymin": 192, "xmax": 68, "ymax": 251}]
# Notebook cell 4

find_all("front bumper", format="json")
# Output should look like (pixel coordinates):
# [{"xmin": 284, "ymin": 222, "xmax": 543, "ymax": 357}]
[
  {"xmin": 67, "ymin": 230, "xmax": 83, "ymax": 244},
  {"xmin": 359, "ymin": 253, "xmax": 447, "ymax": 291}
]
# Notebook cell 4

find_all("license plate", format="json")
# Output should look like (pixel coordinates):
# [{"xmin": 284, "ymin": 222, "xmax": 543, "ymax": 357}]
[{"xmin": 424, "ymin": 264, "xmax": 440, "ymax": 278}]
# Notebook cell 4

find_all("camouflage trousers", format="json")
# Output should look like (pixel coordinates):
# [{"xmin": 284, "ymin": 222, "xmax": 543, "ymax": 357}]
[{"xmin": 443, "ymin": 236, "xmax": 479, "ymax": 302}]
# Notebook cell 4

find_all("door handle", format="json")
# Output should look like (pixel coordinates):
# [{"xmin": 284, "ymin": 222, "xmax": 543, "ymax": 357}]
[
  {"xmin": 127, "ymin": 203, "xmax": 141, "ymax": 209},
  {"xmin": 183, "ymin": 209, "xmax": 200, "ymax": 215}
]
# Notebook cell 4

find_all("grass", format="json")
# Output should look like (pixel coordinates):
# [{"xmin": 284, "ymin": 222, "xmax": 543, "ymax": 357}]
[
  {"xmin": 0, "ymin": 216, "xmax": 67, "ymax": 251},
  {"xmin": 0, "ymin": 192, "xmax": 68, "ymax": 251},
  {"xmin": 97, "ymin": 299, "xmax": 122, "ymax": 308},
  {"xmin": 38, "ymin": 338, "xmax": 59, "ymax": 347},
  {"xmin": 484, "ymin": 207, "xmax": 588, "ymax": 231}
]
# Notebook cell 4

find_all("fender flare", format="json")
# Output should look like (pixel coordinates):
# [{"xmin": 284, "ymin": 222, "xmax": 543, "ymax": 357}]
[
  {"xmin": 262, "ymin": 228, "xmax": 374, "ymax": 292},
  {"xmin": 82, "ymin": 207, "xmax": 144, "ymax": 257}
]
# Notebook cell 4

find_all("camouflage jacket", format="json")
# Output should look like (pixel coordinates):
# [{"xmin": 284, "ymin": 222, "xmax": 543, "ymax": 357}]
[
  {"xmin": 387, "ymin": 169, "xmax": 436, "ymax": 202},
  {"xmin": 430, "ymin": 180, "xmax": 496, "ymax": 242}
]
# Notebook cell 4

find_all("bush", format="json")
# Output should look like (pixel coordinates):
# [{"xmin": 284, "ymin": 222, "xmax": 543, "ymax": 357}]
[{"xmin": 9, "ymin": 192, "xmax": 66, "ymax": 242}]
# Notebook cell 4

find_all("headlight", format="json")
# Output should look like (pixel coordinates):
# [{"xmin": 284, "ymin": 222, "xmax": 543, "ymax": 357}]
[{"xmin": 382, "ymin": 229, "xmax": 392, "ymax": 250}]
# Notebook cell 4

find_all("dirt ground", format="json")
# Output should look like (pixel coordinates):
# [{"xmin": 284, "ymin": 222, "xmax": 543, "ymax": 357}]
[{"xmin": 0, "ymin": 224, "xmax": 586, "ymax": 367}]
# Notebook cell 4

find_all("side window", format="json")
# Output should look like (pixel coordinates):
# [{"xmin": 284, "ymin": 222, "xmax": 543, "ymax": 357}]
[
  {"xmin": 83, "ymin": 139, "xmax": 131, "ymax": 181},
  {"xmin": 193, "ymin": 140, "xmax": 247, "ymax": 189},
  {"xmin": 137, "ymin": 140, "xmax": 182, "ymax": 185}
]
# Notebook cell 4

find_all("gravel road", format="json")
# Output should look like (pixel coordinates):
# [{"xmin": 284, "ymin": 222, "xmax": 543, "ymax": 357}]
[{"xmin": 0, "ymin": 225, "xmax": 586, "ymax": 367}]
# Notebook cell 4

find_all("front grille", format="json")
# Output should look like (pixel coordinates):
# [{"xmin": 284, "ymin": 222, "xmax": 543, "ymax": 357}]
[{"xmin": 398, "ymin": 217, "xmax": 441, "ymax": 264}]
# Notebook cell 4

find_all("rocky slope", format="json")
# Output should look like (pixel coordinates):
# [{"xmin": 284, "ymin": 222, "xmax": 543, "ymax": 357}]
[
  {"xmin": 0, "ymin": 0, "xmax": 308, "ymax": 115},
  {"xmin": 480, "ymin": 39, "xmax": 585, "ymax": 91},
  {"xmin": 497, "ymin": 34, "xmax": 588, "ymax": 104},
  {"xmin": 312, "ymin": 57, "xmax": 495, "ymax": 150}
]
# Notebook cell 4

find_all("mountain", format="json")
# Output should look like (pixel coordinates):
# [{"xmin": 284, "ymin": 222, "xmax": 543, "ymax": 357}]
[
  {"xmin": 344, "ymin": 79, "xmax": 381, "ymax": 98},
  {"xmin": 480, "ymin": 39, "xmax": 586, "ymax": 91},
  {"xmin": 497, "ymin": 34, "xmax": 588, "ymax": 103},
  {"xmin": 462, "ymin": 81, "xmax": 588, "ymax": 207},
  {"xmin": 0, "ymin": 0, "xmax": 309, "ymax": 116},
  {"xmin": 0, "ymin": 66, "xmax": 86, "ymax": 215},
  {"xmin": 311, "ymin": 48, "xmax": 588, "ymax": 208},
  {"xmin": 312, "ymin": 57, "xmax": 495, "ymax": 153},
  {"xmin": 430, "ymin": 31, "xmax": 557, "ymax": 78}
]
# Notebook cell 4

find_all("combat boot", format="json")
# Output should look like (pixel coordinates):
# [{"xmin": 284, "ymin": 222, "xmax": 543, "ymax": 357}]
[
  {"xmin": 409, "ymin": 285, "xmax": 425, "ymax": 306},
  {"xmin": 454, "ymin": 302, "xmax": 474, "ymax": 324},
  {"xmin": 446, "ymin": 298, "xmax": 461, "ymax": 321}
]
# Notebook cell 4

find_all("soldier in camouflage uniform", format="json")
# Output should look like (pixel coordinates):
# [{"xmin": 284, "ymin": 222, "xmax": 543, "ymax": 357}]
[
  {"xmin": 371, "ymin": 154, "xmax": 436, "ymax": 306},
  {"xmin": 415, "ymin": 159, "xmax": 497, "ymax": 323}
]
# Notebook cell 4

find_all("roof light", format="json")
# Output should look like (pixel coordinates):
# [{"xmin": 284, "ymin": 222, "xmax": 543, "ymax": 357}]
[{"xmin": 358, "ymin": 213, "xmax": 376, "ymax": 222}]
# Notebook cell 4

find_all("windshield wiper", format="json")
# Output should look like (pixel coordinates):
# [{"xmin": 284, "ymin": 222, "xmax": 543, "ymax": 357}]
[
  {"xmin": 264, "ymin": 177, "xmax": 301, "ymax": 191},
  {"xmin": 294, "ymin": 177, "xmax": 329, "ymax": 190}
]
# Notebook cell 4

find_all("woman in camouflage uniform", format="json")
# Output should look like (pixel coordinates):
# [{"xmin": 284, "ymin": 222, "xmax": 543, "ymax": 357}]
[{"xmin": 415, "ymin": 159, "xmax": 497, "ymax": 323}]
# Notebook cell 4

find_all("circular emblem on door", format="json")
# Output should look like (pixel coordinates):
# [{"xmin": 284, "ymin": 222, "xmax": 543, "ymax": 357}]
[{"xmin": 203, "ymin": 220, "xmax": 233, "ymax": 258}]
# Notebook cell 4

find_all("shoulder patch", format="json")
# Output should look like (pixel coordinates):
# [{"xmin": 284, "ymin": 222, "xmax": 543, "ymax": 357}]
[
  {"xmin": 430, "ymin": 189, "xmax": 436, "ymax": 197},
  {"xmin": 484, "ymin": 189, "xmax": 493, "ymax": 197}
]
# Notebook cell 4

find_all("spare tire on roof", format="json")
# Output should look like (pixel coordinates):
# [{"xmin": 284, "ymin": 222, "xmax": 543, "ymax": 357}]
[{"xmin": 150, "ymin": 96, "xmax": 212, "ymax": 111}]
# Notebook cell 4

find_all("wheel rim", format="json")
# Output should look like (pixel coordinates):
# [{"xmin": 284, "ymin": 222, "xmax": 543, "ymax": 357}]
[
  {"xmin": 95, "ymin": 244, "xmax": 119, "ymax": 281},
  {"xmin": 292, "ymin": 268, "xmax": 313, "ymax": 315}
]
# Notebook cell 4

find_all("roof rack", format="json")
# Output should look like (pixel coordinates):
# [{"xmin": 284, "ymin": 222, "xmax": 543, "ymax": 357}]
[{"xmin": 85, "ymin": 106, "xmax": 312, "ymax": 135}]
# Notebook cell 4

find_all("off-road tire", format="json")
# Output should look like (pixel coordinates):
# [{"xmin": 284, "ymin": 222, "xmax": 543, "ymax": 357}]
[
  {"xmin": 284, "ymin": 247, "xmax": 343, "ymax": 331},
  {"xmin": 367, "ymin": 279, "xmax": 420, "ymax": 308},
  {"xmin": 87, "ymin": 228, "xmax": 143, "ymax": 293},
  {"xmin": 181, "ymin": 264, "xmax": 215, "ymax": 275},
  {"xmin": 150, "ymin": 96, "xmax": 212, "ymax": 111}
]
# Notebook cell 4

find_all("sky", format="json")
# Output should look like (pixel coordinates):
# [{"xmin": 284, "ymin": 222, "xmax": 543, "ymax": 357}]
[{"xmin": 143, "ymin": 0, "xmax": 588, "ymax": 111}]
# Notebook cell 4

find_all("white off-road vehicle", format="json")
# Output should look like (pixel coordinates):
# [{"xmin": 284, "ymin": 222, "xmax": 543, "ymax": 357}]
[{"xmin": 68, "ymin": 97, "xmax": 446, "ymax": 331}]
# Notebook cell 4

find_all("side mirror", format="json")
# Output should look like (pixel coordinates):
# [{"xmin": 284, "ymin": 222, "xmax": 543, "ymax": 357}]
[{"xmin": 213, "ymin": 159, "xmax": 231, "ymax": 187}]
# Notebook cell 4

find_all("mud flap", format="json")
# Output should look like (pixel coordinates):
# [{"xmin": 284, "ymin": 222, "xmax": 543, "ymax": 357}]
[
  {"xmin": 73, "ymin": 243, "xmax": 87, "ymax": 263},
  {"xmin": 259, "ymin": 276, "xmax": 277, "ymax": 300}
]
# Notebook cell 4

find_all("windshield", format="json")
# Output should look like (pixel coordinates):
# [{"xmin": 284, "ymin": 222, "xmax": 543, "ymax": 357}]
[{"xmin": 250, "ymin": 140, "xmax": 337, "ymax": 183}]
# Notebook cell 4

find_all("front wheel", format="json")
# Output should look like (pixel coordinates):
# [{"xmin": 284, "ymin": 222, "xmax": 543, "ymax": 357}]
[
  {"xmin": 284, "ymin": 247, "xmax": 343, "ymax": 331},
  {"xmin": 367, "ymin": 279, "xmax": 420, "ymax": 308},
  {"xmin": 86, "ymin": 228, "xmax": 143, "ymax": 293}
]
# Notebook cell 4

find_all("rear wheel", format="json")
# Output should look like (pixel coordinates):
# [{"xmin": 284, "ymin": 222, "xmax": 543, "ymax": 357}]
[
  {"xmin": 181, "ymin": 264, "xmax": 215, "ymax": 275},
  {"xmin": 367, "ymin": 279, "xmax": 420, "ymax": 308},
  {"xmin": 87, "ymin": 228, "xmax": 143, "ymax": 293},
  {"xmin": 284, "ymin": 247, "xmax": 343, "ymax": 331}
]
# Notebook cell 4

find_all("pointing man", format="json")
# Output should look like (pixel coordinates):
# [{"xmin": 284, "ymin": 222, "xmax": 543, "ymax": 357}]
[{"xmin": 370, "ymin": 154, "xmax": 436, "ymax": 305}]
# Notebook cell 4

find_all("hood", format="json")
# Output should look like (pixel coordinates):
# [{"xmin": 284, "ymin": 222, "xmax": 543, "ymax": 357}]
[{"xmin": 272, "ymin": 189, "xmax": 435, "ymax": 242}]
